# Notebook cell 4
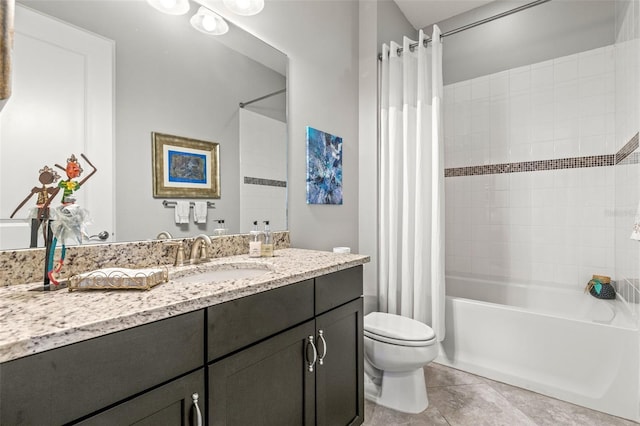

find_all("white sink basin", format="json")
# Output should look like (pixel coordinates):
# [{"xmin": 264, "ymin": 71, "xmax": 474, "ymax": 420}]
[{"xmin": 171, "ymin": 262, "xmax": 271, "ymax": 284}]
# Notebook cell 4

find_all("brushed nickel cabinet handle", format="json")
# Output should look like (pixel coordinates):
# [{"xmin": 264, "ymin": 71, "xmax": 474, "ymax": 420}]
[
  {"xmin": 192, "ymin": 393, "xmax": 203, "ymax": 426},
  {"xmin": 306, "ymin": 335, "xmax": 318, "ymax": 372},
  {"xmin": 317, "ymin": 330, "xmax": 327, "ymax": 366}
]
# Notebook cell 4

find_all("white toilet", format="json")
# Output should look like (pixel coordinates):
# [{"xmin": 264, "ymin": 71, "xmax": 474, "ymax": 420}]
[{"xmin": 363, "ymin": 312, "xmax": 438, "ymax": 414}]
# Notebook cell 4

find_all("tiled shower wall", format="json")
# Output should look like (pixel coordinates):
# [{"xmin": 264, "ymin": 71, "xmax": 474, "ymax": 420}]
[
  {"xmin": 444, "ymin": 45, "xmax": 620, "ymax": 287},
  {"xmin": 238, "ymin": 109, "xmax": 287, "ymax": 234},
  {"xmin": 614, "ymin": 0, "xmax": 640, "ymax": 305}
]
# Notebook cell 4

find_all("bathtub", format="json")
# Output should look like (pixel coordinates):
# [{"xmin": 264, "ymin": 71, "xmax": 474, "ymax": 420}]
[{"xmin": 437, "ymin": 274, "xmax": 640, "ymax": 422}]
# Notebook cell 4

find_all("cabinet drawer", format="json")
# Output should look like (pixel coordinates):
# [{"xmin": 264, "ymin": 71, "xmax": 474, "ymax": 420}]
[
  {"xmin": 208, "ymin": 279, "xmax": 314, "ymax": 362},
  {"xmin": 0, "ymin": 310, "xmax": 204, "ymax": 425},
  {"xmin": 315, "ymin": 266, "xmax": 363, "ymax": 315},
  {"xmin": 77, "ymin": 369, "xmax": 205, "ymax": 426}
]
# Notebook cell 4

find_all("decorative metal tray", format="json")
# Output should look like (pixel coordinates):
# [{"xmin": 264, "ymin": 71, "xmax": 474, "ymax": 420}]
[{"xmin": 69, "ymin": 267, "xmax": 169, "ymax": 291}]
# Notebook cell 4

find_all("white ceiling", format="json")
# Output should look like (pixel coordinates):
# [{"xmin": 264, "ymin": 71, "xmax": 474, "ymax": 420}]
[{"xmin": 393, "ymin": 0, "xmax": 495, "ymax": 29}]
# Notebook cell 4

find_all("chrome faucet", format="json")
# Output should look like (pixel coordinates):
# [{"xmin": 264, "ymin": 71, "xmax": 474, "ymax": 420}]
[{"xmin": 190, "ymin": 234, "xmax": 212, "ymax": 264}]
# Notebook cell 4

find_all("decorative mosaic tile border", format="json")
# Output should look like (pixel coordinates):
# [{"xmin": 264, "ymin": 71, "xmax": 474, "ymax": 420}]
[
  {"xmin": 445, "ymin": 133, "xmax": 639, "ymax": 178},
  {"xmin": 615, "ymin": 132, "xmax": 640, "ymax": 164},
  {"xmin": 244, "ymin": 176, "xmax": 287, "ymax": 187},
  {"xmin": 618, "ymin": 152, "xmax": 640, "ymax": 165},
  {"xmin": 445, "ymin": 155, "xmax": 615, "ymax": 177}
]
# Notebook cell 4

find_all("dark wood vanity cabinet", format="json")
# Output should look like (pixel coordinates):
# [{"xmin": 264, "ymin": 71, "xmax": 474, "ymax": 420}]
[
  {"xmin": 207, "ymin": 266, "xmax": 364, "ymax": 426},
  {"xmin": 0, "ymin": 310, "xmax": 205, "ymax": 426},
  {"xmin": 0, "ymin": 266, "xmax": 364, "ymax": 426}
]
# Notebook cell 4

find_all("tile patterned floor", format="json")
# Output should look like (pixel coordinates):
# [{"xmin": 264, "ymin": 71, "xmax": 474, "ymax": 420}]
[{"xmin": 364, "ymin": 363, "xmax": 640, "ymax": 426}]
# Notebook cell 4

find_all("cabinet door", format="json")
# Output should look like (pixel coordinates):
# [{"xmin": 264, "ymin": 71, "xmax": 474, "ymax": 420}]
[
  {"xmin": 315, "ymin": 298, "xmax": 364, "ymax": 426},
  {"xmin": 208, "ymin": 320, "xmax": 316, "ymax": 426},
  {"xmin": 77, "ymin": 369, "xmax": 205, "ymax": 426}
]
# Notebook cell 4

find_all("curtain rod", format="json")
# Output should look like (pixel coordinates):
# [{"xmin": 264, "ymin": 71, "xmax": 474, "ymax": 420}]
[
  {"xmin": 239, "ymin": 88, "xmax": 286, "ymax": 108},
  {"xmin": 378, "ymin": 0, "xmax": 552, "ymax": 60}
]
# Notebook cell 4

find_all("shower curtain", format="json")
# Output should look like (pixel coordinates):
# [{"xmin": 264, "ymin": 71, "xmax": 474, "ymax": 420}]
[{"xmin": 379, "ymin": 26, "xmax": 445, "ymax": 341}]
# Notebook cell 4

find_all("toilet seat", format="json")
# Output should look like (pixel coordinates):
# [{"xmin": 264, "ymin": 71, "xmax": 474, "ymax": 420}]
[
  {"xmin": 365, "ymin": 330, "xmax": 435, "ymax": 347},
  {"xmin": 364, "ymin": 312, "xmax": 436, "ymax": 347}
]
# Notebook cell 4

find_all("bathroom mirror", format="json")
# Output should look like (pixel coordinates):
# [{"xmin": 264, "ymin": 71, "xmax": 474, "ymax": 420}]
[{"xmin": 0, "ymin": 0, "xmax": 287, "ymax": 250}]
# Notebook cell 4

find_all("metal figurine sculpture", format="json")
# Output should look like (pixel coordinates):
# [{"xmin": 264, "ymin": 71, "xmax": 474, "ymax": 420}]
[
  {"xmin": 9, "ymin": 165, "xmax": 61, "ymax": 248},
  {"xmin": 8, "ymin": 154, "xmax": 97, "ymax": 288},
  {"xmin": 10, "ymin": 154, "xmax": 96, "ymax": 218},
  {"xmin": 9, "ymin": 165, "xmax": 61, "ymax": 219},
  {"xmin": 55, "ymin": 153, "xmax": 97, "ymax": 204},
  {"xmin": 45, "ymin": 153, "xmax": 97, "ymax": 286}
]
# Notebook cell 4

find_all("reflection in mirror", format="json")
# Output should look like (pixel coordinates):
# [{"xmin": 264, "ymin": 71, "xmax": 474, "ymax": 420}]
[{"xmin": 0, "ymin": 0, "xmax": 287, "ymax": 250}]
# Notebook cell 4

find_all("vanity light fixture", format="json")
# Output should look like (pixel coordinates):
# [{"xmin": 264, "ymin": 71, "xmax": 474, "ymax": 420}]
[
  {"xmin": 190, "ymin": 7, "xmax": 229, "ymax": 35},
  {"xmin": 223, "ymin": 0, "xmax": 264, "ymax": 16},
  {"xmin": 146, "ymin": 0, "xmax": 190, "ymax": 15}
]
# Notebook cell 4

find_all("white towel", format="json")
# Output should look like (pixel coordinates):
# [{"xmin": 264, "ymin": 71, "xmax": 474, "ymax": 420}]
[
  {"xmin": 194, "ymin": 201, "xmax": 208, "ymax": 224},
  {"xmin": 631, "ymin": 200, "xmax": 640, "ymax": 241},
  {"xmin": 175, "ymin": 201, "xmax": 190, "ymax": 224}
]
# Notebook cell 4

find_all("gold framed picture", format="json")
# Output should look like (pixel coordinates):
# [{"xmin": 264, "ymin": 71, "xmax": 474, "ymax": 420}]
[{"xmin": 152, "ymin": 132, "xmax": 220, "ymax": 198}]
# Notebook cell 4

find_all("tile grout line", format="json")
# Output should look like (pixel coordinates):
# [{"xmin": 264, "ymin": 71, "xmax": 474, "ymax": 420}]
[
  {"xmin": 481, "ymin": 380, "xmax": 543, "ymax": 426},
  {"xmin": 438, "ymin": 404, "xmax": 454, "ymax": 426}
]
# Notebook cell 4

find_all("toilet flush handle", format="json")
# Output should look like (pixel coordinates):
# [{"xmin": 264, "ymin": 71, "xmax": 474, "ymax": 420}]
[{"xmin": 317, "ymin": 330, "xmax": 327, "ymax": 366}]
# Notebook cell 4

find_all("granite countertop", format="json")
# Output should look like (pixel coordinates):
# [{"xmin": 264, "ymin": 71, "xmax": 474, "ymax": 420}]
[{"xmin": 0, "ymin": 248, "xmax": 369, "ymax": 363}]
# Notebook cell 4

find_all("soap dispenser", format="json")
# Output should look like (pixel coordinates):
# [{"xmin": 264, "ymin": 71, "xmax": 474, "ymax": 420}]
[
  {"xmin": 261, "ymin": 220, "xmax": 273, "ymax": 257},
  {"xmin": 249, "ymin": 221, "xmax": 263, "ymax": 258},
  {"xmin": 214, "ymin": 219, "xmax": 226, "ymax": 236}
]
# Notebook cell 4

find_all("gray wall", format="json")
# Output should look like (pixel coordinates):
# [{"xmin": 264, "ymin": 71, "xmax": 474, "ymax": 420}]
[
  {"xmin": 615, "ymin": 0, "xmax": 635, "ymax": 38},
  {"xmin": 21, "ymin": 1, "xmax": 286, "ymax": 242},
  {"xmin": 373, "ymin": 0, "xmax": 616, "ymax": 84},
  {"xmin": 360, "ymin": 0, "xmax": 381, "ymax": 312},
  {"xmin": 211, "ymin": 0, "xmax": 361, "ymax": 252},
  {"xmin": 376, "ymin": 0, "xmax": 415, "ymax": 48},
  {"xmin": 423, "ymin": 0, "xmax": 616, "ymax": 84}
]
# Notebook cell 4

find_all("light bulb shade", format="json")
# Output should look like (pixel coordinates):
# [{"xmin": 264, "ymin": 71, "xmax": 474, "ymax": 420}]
[
  {"xmin": 190, "ymin": 7, "xmax": 229, "ymax": 35},
  {"xmin": 223, "ymin": 0, "xmax": 264, "ymax": 16},
  {"xmin": 146, "ymin": 0, "xmax": 190, "ymax": 15}
]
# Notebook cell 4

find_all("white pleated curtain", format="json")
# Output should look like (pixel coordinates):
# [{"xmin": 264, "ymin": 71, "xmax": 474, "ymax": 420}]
[{"xmin": 379, "ymin": 26, "xmax": 445, "ymax": 341}]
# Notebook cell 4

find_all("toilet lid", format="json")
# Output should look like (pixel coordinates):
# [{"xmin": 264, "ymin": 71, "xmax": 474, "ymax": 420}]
[{"xmin": 364, "ymin": 312, "xmax": 435, "ymax": 343}]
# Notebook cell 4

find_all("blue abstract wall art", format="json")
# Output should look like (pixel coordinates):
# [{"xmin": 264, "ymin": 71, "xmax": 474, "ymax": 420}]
[
  {"xmin": 306, "ymin": 126, "xmax": 343, "ymax": 205},
  {"xmin": 167, "ymin": 150, "xmax": 207, "ymax": 184}
]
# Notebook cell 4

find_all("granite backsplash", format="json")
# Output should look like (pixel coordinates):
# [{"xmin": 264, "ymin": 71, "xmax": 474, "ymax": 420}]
[{"xmin": 0, "ymin": 231, "xmax": 290, "ymax": 286}]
